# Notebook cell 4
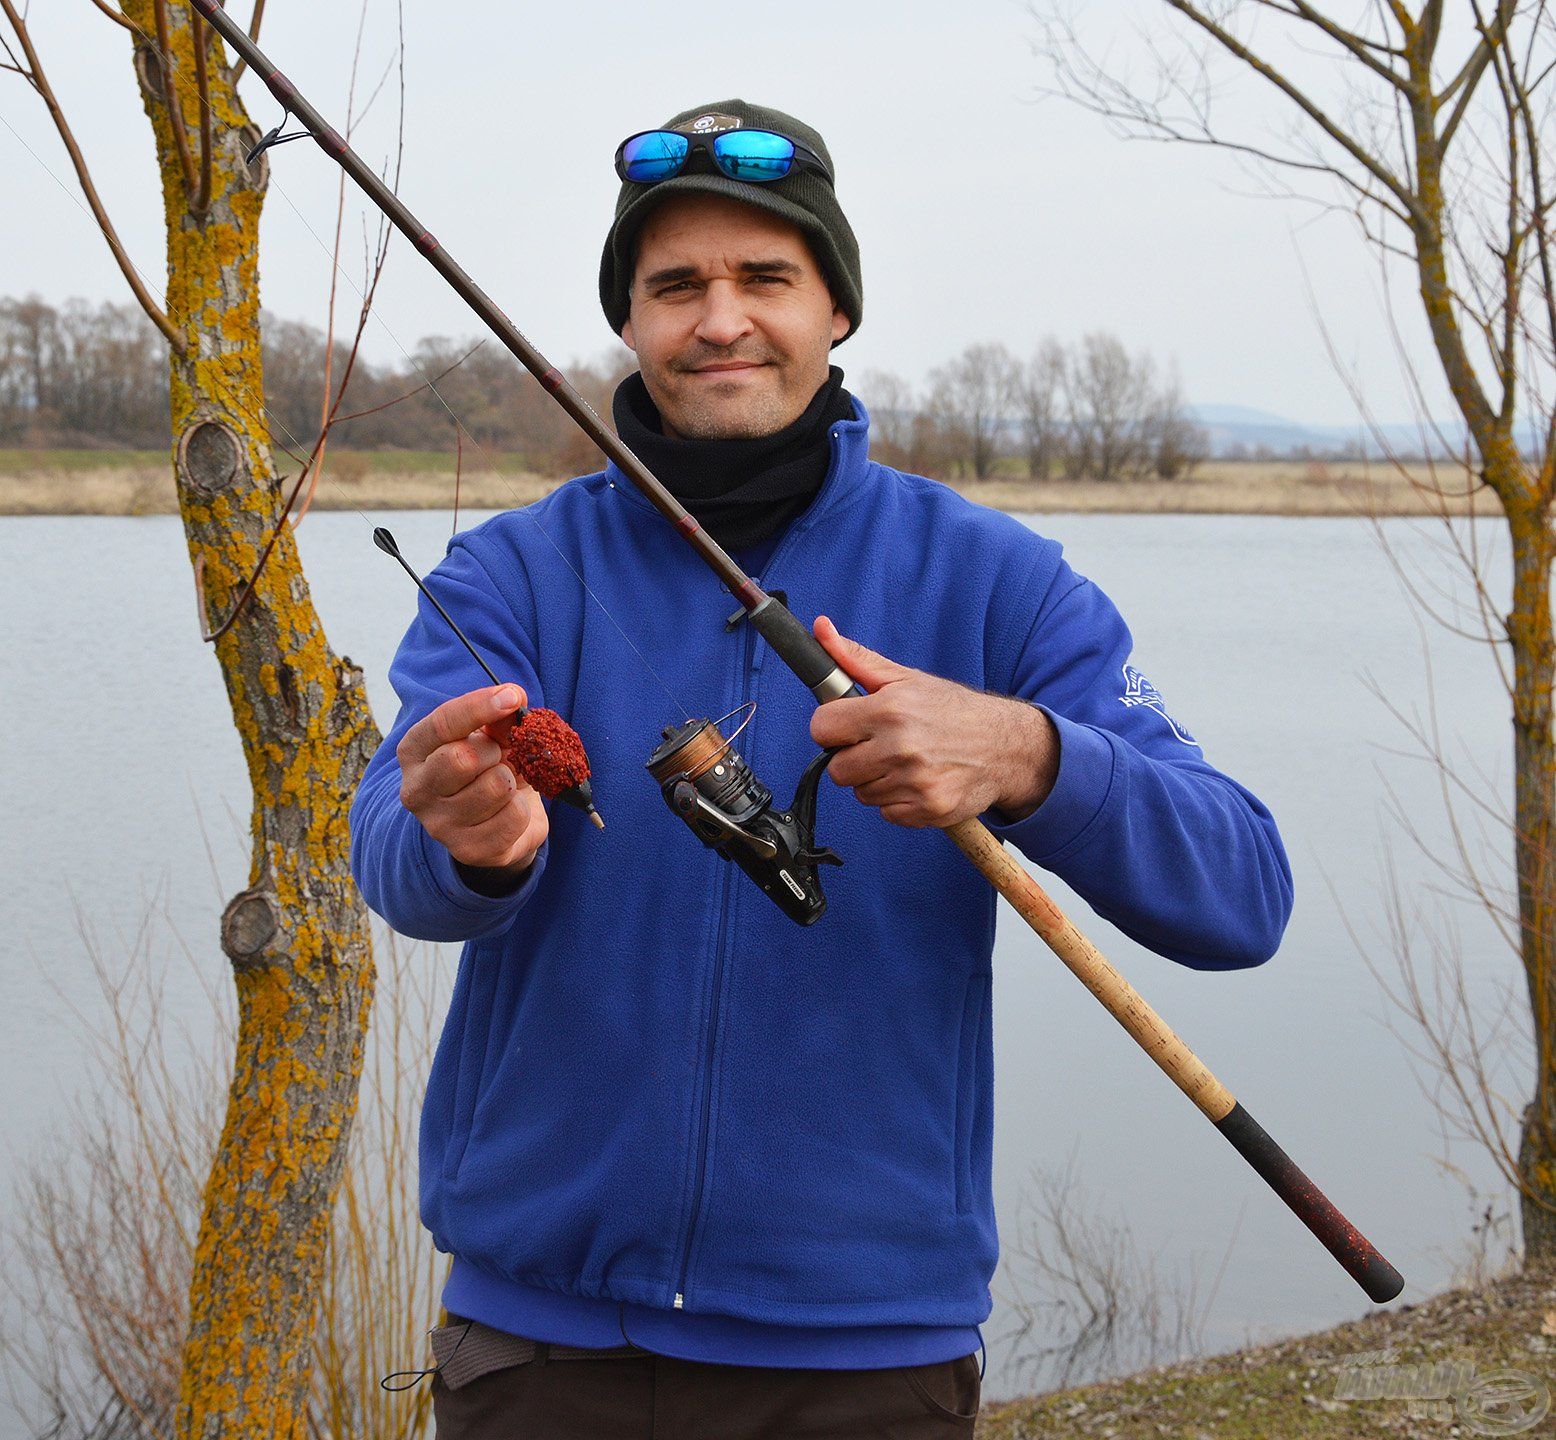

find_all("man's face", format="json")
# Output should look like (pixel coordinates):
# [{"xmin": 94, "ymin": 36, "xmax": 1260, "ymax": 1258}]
[{"xmin": 621, "ymin": 192, "xmax": 849, "ymax": 440}]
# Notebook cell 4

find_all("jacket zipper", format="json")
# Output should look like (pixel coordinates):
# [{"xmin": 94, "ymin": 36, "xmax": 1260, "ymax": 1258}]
[
  {"xmin": 670, "ymin": 428, "xmax": 843, "ymax": 1309},
  {"xmin": 674, "ymin": 612, "xmax": 756, "ymax": 1309}
]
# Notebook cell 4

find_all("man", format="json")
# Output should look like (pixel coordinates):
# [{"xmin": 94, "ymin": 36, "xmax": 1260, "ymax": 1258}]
[{"xmin": 350, "ymin": 99, "xmax": 1294, "ymax": 1438}]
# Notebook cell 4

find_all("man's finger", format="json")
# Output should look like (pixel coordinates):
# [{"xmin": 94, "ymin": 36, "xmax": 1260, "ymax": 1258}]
[
  {"xmin": 440, "ymin": 760, "xmax": 524, "ymax": 829},
  {"xmin": 812, "ymin": 615, "xmax": 913, "ymax": 695},
  {"xmin": 810, "ymin": 694, "xmax": 879, "ymax": 751},
  {"xmin": 447, "ymin": 790, "xmax": 544, "ymax": 869},
  {"xmin": 420, "ymin": 733, "xmax": 509, "ymax": 802},
  {"xmin": 400, "ymin": 684, "xmax": 525, "ymax": 766},
  {"xmin": 820, "ymin": 737, "xmax": 893, "ymax": 790}
]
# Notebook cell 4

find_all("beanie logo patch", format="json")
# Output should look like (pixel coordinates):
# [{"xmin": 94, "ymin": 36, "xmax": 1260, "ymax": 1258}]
[{"xmin": 681, "ymin": 112, "xmax": 744, "ymax": 134}]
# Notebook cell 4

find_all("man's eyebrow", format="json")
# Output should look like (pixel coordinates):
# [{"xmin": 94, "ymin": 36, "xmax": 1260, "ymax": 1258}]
[
  {"xmin": 736, "ymin": 258, "xmax": 804, "ymax": 277},
  {"xmin": 640, "ymin": 258, "xmax": 805, "ymax": 288},
  {"xmin": 641, "ymin": 264, "xmax": 698, "ymax": 289}
]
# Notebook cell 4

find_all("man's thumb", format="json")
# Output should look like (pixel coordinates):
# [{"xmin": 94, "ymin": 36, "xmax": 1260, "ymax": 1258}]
[{"xmin": 813, "ymin": 614, "xmax": 911, "ymax": 694}]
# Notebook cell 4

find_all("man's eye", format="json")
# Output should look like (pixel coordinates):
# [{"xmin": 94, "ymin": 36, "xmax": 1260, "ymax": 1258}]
[{"xmin": 750, "ymin": 274, "xmax": 784, "ymax": 285}]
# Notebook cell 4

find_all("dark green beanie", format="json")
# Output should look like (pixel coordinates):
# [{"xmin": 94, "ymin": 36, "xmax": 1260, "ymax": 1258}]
[{"xmin": 599, "ymin": 99, "xmax": 863, "ymax": 346}]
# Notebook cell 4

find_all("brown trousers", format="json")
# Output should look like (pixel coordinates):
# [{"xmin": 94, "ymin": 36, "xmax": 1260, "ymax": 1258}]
[{"xmin": 428, "ymin": 1314, "xmax": 981, "ymax": 1439}]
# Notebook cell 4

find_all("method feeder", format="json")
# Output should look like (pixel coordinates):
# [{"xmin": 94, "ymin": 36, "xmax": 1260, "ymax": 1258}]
[
  {"xmin": 195, "ymin": 0, "xmax": 1405, "ymax": 1306},
  {"xmin": 372, "ymin": 527, "xmax": 601, "ymax": 828}
]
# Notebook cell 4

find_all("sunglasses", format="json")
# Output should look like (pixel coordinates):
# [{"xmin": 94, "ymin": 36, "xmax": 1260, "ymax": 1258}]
[{"xmin": 614, "ymin": 127, "xmax": 832, "ymax": 186}]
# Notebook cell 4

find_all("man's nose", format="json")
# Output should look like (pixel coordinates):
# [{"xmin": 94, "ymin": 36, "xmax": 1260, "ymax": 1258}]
[{"xmin": 693, "ymin": 280, "xmax": 755, "ymax": 348}]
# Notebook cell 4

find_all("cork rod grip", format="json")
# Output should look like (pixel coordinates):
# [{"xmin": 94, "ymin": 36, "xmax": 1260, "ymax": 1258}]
[{"xmin": 944, "ymin": 816, "xmax": 1404, "ymax": 1304}]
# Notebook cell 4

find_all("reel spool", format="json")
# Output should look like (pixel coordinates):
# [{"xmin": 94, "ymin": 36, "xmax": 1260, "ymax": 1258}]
[{"xmin": 646, "ymin": 706, "xmax": 842, "ymax": 926}]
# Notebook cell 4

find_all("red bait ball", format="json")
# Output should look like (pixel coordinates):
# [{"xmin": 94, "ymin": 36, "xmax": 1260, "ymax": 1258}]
[{"xmin": 496, "ymin": 707, "xmax": 591, "ymax": 799}]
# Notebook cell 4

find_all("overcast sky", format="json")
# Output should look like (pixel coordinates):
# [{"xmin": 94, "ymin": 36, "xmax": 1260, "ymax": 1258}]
[{"xmin": 1, "ymin": 0, "xmax": 1464, "ymax": 428}]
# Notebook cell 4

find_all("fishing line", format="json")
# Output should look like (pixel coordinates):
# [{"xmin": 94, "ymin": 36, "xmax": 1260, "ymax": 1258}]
[
  {"xmin": 1, "ymin": 21, "xmax": 693, "ymax": 720},
  {"xmin": 259, "ymin": 167, "xmax": 693, "ymax": 720}
]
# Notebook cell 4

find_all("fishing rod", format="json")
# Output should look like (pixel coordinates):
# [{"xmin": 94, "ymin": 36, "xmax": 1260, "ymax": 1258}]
[{"xmin": 189, "ymin": 0, "xmax": 1404, "ymax": 1304}]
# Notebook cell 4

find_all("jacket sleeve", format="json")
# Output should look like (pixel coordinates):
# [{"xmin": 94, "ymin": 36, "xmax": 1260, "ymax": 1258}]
[
  {"xmin": 349, "ymin": 533, "xmax": 550, "ymax": 943},
  {"xmin": 979, "ymin": 557, "xmax": 1293, "ymax": 970}
]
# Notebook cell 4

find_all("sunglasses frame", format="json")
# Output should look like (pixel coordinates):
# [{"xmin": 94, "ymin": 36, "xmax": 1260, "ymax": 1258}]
[{"xmin": 614, "ymin": 127, "xmax": 833, "ymax": 187}]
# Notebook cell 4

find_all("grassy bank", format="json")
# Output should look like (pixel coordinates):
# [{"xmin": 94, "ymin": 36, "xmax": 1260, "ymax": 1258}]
[
  {"xmin": 977, "ymin": 1264, "xmax": 1555, "ymax": 1438},
  {"xmin": 0, "ymin": 451, "xmax": 1501, "ymax": 519}
]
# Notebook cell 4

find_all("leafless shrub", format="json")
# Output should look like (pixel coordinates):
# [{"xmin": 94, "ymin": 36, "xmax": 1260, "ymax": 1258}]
[
  {"xmin": 1015, "ymin": 338, "xmax": 1068, "ymax": 480},
  {"xmin": 0, "ymin": 891, "xmax": 446, "ymax": 1440},
  {"xmin": 926, "ymin": 342, "xmax": 1023, "ymax": 479},
  {"xmin": 994, "ymin": 1149, "xmax": 1229, "ymax": 1393},
  {"xmin": 1145, "ymin": 366, "xmax": 1209, "ymax": 479}
]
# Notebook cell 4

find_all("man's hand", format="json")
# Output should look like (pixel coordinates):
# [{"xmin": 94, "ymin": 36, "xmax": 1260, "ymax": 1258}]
[
  {"xmin": 397, "ymin": 684, "xmax": 550, "ymax": 874},
  {"xmin": 809, "ymin": 615, "xmax": 1059, "ymax": 828}
]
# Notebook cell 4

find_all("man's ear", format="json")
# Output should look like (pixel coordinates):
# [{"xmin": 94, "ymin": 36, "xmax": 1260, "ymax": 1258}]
[
  {"xmin": 621, "ymin": 315, "xmax": 637, "ymax": 352},
  {"xmin": 830, "ymin": 305, "xmax": 849, "ymax": 344}
]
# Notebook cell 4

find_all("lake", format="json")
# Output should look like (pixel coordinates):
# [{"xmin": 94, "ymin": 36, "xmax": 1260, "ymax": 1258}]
[{"xmin": 0, "ymin": 508, "xmax": 1513, "ymax": 1424}]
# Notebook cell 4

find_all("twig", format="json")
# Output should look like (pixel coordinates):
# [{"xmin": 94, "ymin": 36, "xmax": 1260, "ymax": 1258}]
[
  {"xmin": 228, "ymin": 0, "xmax": 263, "ymax": 85},
  {"xmin": 86, "ymin": 0, "xmax": 135, "ymax": 32},
  {"xmin": 1161, "ymin": 0, "xmax": 1422, "ymax": 220},
  {"xmin": 0, "ymin": 0, "xmax": 183, "ymax": 352}
]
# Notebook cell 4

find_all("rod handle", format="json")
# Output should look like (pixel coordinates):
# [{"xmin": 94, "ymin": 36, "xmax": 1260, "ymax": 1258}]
[
  {"xmin": 1215, "ymin": 1101, "xmax": 1404, "ymax": 1302},
  {"xmin": 945, "ymin": 817, "xmax": 1404, "ymax": 1304},
  {"xmin": 749, "ymin": 598, "xmax": 863, "ymax": 701}
]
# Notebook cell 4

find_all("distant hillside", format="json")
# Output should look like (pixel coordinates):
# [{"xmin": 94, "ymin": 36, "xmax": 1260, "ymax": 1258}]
[{"xmin": 1188, "ymin": 403, "xmax": 1533, "ymax": 460}]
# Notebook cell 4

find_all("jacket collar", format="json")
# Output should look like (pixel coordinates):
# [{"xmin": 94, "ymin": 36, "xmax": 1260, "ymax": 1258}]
[{"xmin": 604, "ymin": 395, "xmax": 873, "ymax": 541}]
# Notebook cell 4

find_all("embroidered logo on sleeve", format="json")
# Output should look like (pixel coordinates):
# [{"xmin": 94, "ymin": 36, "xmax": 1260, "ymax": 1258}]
[{"xmin": 1120, "ymin": 665, "xmax": 1197, "ymax": 746}]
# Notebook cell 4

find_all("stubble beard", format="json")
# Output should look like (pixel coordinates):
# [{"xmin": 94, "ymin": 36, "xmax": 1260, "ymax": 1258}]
[{"xmin": 663, "ymin": 376, "xmax": 798, "ymax": 440}]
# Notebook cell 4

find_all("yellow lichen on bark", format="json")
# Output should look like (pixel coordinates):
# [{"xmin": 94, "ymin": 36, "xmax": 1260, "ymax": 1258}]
[{"xmin": 118, "ymin": 4, "xmax": 383, "ymax": 1436}]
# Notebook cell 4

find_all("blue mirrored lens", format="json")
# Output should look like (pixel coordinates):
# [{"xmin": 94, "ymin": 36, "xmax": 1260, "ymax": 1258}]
[
  {"xmin": 712, "ymin": 130, "xmax": 795, "ymax": 181},
  {"xmin": 622, "ymin": 132, "xmax": 689, "ymax": 182}
]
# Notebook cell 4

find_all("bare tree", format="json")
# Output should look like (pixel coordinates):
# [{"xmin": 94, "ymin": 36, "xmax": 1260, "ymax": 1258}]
[
  {"xmin": 1031, "ymin": 0, "xmax": 1556, "ymax": 1266},
  {"xmin": 0, "ymin": 295, "xmax": 166, "ymax": 445},
  {"xmin": 0, "ymin": 2, "xmax": 395, "ymax": 1431},
  {"xmin": 1016, "ymin": 338, "xmax": 1069, "ymax": 479},
  {"xmin": 1066, "ymin": 331, "xmax": 1158, "ymax": 480},
  {"xmin": 858, "ymin": 368, "xmax": 920, "ymax": 469},
  {"xmin": 1146, "ymin": 365, "xmax": 1210, "ymax": 479},
  {"xmin": 926, "ymin": 340, "xmax": 1021, "ymax": 479}
]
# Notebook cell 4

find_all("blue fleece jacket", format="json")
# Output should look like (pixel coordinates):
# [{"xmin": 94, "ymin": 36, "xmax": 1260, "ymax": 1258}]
[{"xmin": 348, "ymin": 398, "xmax": 1294, "ymax": 1370}]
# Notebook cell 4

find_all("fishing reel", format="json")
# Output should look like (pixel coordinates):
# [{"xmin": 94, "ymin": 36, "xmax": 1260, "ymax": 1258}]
[{"xmin": 646, "ymin": 704, "xmax": 842, "ymax": 926}]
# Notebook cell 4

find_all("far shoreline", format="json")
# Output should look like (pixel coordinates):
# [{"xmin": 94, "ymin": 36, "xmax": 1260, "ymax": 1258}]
[{"xmin": 0, "ymin": 452, "xmax": 1499, "ymax": 520}]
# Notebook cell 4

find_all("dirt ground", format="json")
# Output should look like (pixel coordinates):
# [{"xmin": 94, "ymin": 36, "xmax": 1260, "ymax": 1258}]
[{"xmin": 977, "ymin": 1263, "xmax": 1555, "ymax": 1438}]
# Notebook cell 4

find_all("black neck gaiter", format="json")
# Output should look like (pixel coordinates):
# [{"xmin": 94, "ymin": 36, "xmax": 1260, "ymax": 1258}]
[{"xmin": 611, "ymin": 365, "xmax": 854, "ymax": 553}]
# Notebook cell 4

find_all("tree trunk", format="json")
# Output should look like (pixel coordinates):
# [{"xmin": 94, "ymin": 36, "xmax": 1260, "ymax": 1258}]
[
  {"xmin": 121, "ymin": 5, "xmax": 380, "ymax": 1434},
  {"xmin": 1506, "ymin": 493, "xmax": 1556, "ymax": 1265},
  {"xmin": 1404, "ymin": 50, "xmax": 1556, "ymax": 1268}
]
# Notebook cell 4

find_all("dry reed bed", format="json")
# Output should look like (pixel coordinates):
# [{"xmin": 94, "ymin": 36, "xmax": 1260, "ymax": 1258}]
[{"xmin": 0, "ymin": 459, "xmax": 1498, "ymax": 519}]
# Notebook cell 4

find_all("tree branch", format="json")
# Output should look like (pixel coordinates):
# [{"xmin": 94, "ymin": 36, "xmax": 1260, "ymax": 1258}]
[
  {"xmin": 1439, "ymin": 0, "xmax": 1517, "ymax": 151},
  {"xmin": 1163, "ymin": 0, "xmax": 1423, "ymax": 220},
  {"xmin": 87, "ymin": 0, "xmax": 136, "ymax": 33},
  {"xmin": 191, "ymin": 8, "xmax": 211, "ymax": 213},
  {"xmin": 151, "ymin": 0, "xmax": 198, "ymax": 200},
  {"xmin": 0, "ymin": 0, "xmax": 183, "ymax": 353},
  {"xmin": 228, "ymin": 0, "xmax": 262, "ymax": 85},
  {"xmin": 1026, "ymin": 5, "xmax": 1415, "ymax": 225},
  {"xmin": 1254, "ymin": 0, "xmax": 1410, "ymax": 86},
  {"xmin": 1481, "ymin": 0, "xmax": 1556, "ymax": 495}
]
